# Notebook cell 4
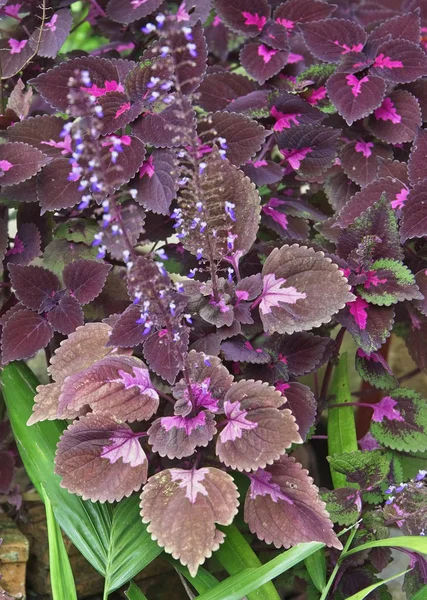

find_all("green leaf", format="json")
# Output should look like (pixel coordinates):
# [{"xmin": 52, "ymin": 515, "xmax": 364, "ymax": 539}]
[
  {"xmin": 41, "ymin": 485, "xmax": 78, "ymax": 600},
  {"xmin": 304, "ymin": 548, "xmax": 326, "ymax": 592},
  {"xmin": 327, "ymin": 450, "xmax": 390, "ymax": 490},
  {"xmin": 413, "ymin": 585, "xmax": 427, "ymax": 599},
  {"xmin": 165, "ymin": 558, "xmax": 219, "ymax": 594},
  {"xmin": 358, "ymin": 259, "xmax": 420, "ymax": 306},
  {"xmin": 125, "ymin": 582, "xmax": 149, "ymax": 600},
  {"xmin": 342, "ymin": 535, "xmax": 427, "ymax": 557},
  {"xmin": 1, "ymin": 362, "xmax": 161, "ymax": 595},
  {"xmin": 196, "ymin": 542, "xmax": 324, "ymax": 600},
  {"xmin": 321, "ymin": 488, "xmax": 361, "ymax": 526},
  {"xmin": 327, "ymin": 353, "xmax": 358, "ymax": 489},
  {"xmin": 345, "ymin": 569, "xmax": 411, "ymax": 600},
  {"xmin": 216, "ymin": 524, "xmax": 281, "ymax": 600}
]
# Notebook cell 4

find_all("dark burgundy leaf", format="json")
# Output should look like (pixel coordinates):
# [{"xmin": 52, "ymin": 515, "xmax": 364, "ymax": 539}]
[
  {"xmin": 55, "ymin": 413, "xmax": 147, "ymax": 502},
  {"xmin": 9, "ymin": 264, "xmax": 60, "ymax": 311},
  {"xmin": 179, "ymin": 0, "xmax": 214, "ymax": 25},
  {"xmin": 242, "ymin": 159, "xmax": 283, "ymax": 185},
  {"xmin": 107, "ymin": 0, "xmax": 163, "ymax": 24},
  {"xmin": 0, "ymin": 142, "xmax": 49, "ymax": 187},
  {"xmin": 63, "ymin": 260, "xmax": 112, "ymax": 305},
  {"xmin": 326, "ymin": 72, "xmax": 386, "ymax": 125},
  {"xmin": 414, "ymin": 269, "xmax": 427, "ymax": 316},
  {"xmin": 355, "ymin": 348, "xmax": 398, "ymax": 389},
  {"xmin": 368, "ymin": 90, "xmax": 422, "ymax": 144},
  {"xmin": 225, "ymin": 90, "xmax": 270, "ymax": 116},
  {"xmin": 0, "ymin": 38, "xmax": 34, "ymax": 79},
  {"xmin": 132, "ymin": 98, "xmax": 196, "ymax": 148},
  {"xmin": 5, "ymin": 115, "xmax": 68, "ymax": 157},
  {"xmin": 300, "ymin": 18, "xmax": 367, "ymax": 63},
  {"xmin": 367, "ymin": 11, "xmax": 421, "ymax": 44},
  {"xmin": 403, "ymin": 79, "xmax": 427, "ymax": 121},
  {"xmin": 270, "ymin": 92, "xmax": 325, "ymax": 132},
  {"xmin": 97, "ymin": 92, "xmax": 143, "ymax": 135},
  {"xmin": 6, "ymin": 223, "xmax": 41, "ymax": 266},
  {"xmin": 408, "ymin": 127, "xmax": 427, "ymax": 187},
  {"xmin": 29, "ymin": 9, "xmax": 73, "ymax": 59},
  {"xmin": 29, "ymin": 56, "xmax": 121, "ymax": 112},
  {"xmin": 143, "ymin": 326, "xmax": 189, "ymax": 384},
  {"xmin": 198, "ymin": 72, "xmax": 257, "ymax": 112},
  {"xmin": 102, "ymin": 135, "xmax": 146, "ymax": 193},
  {"xmin": 215, "ymin": 0, "xmax": 270, "ymax": 36},
  {"xmin": 240, "ymin": 43, "xmax": 288, "ymax": 85},
  {"xmin": 102, "ymin": 201, "xmax": 146, "ymax": 259},
  {"xmin": 267, "ymin": 331, "xmax": 335, "ymax": 376},
  {"xmin": 108, "ymin": 304, "xmax": 152, "ymax": 348},
  {"xmin": 274, "ymin": 0, "xmax": 337, "ymax": 26},
  {"xmin": 324, "ymin": 169, "xmax": 359, "ymax": 211},
  {"xmin": 278, "ymin": 125, "xmax": 341, "ymax": 177},
  {"xmin": 377, "ymin": 158, "xmax": 409, "ymax": 183},
  {"xmin": 244, "ymin": 455, "xmax": 342, "ymax": 548},
  {"xmin": 337, "ymin": 177, "xmax": 406, "ymax": 228},
  {"xmin": 201, "ymin": 111, "xmax": 267, "ymax": 166},
  {"xmin": 340, "ymin": 140, "xmax": 391, "ymax": 187},
  {"xmin": 408, "ymin": 317, "xmax": 427, "ymax": 371},
  {"xmin": 47, "ymin": 294, "xmax": 84, "ymax": 335},
  {"xmin": 259, "ymin": 20, "xmax": 290, "ymax": 50},
  {"xmin": 37, "ymin": 158, "xmax": 84, "ymax": 214},
  {"xmin": 370, "ymin": 39, "xmax": 427, "ymax": 84},
  {"xmin": 1, "ymin": 309, "xmax": 53, "ymax": 364},
  {"xmin": 283, "ymin": 381, "xmax": 317, "ymax": 440},
  {"xmin": 221, "ymin": 336, "xmax": 270, "ymax": 363},
  {"xmin": 336, "ymin": 304, "xmax": 394, "ymax": 354},
  {"xmin": 140, "ymin": 467, "xmax": 239, "ymax": 576},
  {"xmin": 401, "ymin": 182, "xmax": 427, "ymax": 241},
  {"xmin": 135, "ymin": 150, "xmax": 178, "ymax": 215}
]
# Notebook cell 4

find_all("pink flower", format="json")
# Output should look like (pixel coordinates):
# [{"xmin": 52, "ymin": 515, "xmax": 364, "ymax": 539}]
[{"xmin": 259, "ymin": 273, "xmax": 306, "ymax": 315}]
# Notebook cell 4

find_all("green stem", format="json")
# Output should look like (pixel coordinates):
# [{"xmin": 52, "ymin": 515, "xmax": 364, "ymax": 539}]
[{"xmin": 319, "ymin": 524, "xmax": 359, "ymax": 600}]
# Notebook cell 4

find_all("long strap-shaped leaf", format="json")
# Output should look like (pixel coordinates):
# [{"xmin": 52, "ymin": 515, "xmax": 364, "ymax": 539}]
[
  {"xmin": 1, "ymin": 362, "xmax": 161, "ymax": 595},
  {"xmin": 41, "ymin": 484, "xmax": 78, "ymax": 600},
  {"xmin": 327, "ymin": 352, "xmax": 358, "ymax": 489}
]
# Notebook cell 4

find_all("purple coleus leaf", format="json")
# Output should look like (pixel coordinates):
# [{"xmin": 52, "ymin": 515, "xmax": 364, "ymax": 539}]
[
  {"xmin": 258, "ymin": 244, "xmax": 354, "ymax": 335},
  {"xmin": 369, "ymin": 39, "xmax": 427, "ymax": 84},
  {"xmin": 326, "ymin": 72, "xmax": 386, "ymax": 125},
  {"xmin": 58, "ymin": 355, "xmax": 159, "ymax": 422},
  {"xmin": 357, "ymin": 258, "xmax": 422, "ymax": 306},
  {"xmin": 198, "ymin": 72, "xmax": 257, "ymax": 112},
  {"xmin": 29, "ymin": 8, "xmax": 73, "ymax": 59},
  {"xmin": 5, "ymin": 115, "xmax": 68, "ymax": 157},
  {"xmin": 108, "ymin": 304, "xmax": 152, "ymax": 348},
  {"xmin": 367, "ymin": 11, "xmax": 421, "ymax": 45},
  {"xmin": 274, "ymin": 0, "xmax": 336, "ymax": 28},
  {"xmin": 216, "ymin": 379, "xmax": 301, "ymax": 471},
  {"xmin": 279, "ymin": 381, "xmax": 317, "ymax": 441},
  {"xmin": 340, "ymin": 140, "xmax": 392, "ymax": 188},
  {"xmin": 101, "ymin": 201, "xmax": 146, "ymax": 261},
  {"xmin": 0, "ymin": 142, "xmax": 49, "ymax": 186},
  {"xmin": 266, "ymin": 331, "xmax": 334, "ymax": 378},
  {"xmin": 408, "ymin": 127, "xmax": 427, "ymax": 187},
  {"xmin": 55, "ymin": 413, "xmax": 147, "ymax": 502},
  {"xmin": 6, "ymin": 223, "xmax": 41, "ymax": 266},
  {"xmin": 244, "ymin": 455, "xmax": 342, "ymax": 549},
  {"xmin": 414, "ymin": 269, "xmax": 427, "ymax": 317},
  {"xmin": 1, "ymin": 308, "xmax": 53, "ymax": 365},
  {"xmin": 240, "ymin": 43, "xmax": 289, "ymax": 85},
  {"xmin": 277, "ymin": 125, "xmax": 341, "ymax": 176},
  {"xmin": 143, "ymin": 326, "xmax": 190, "ymax": 385},
  {"xmin": 63, "ymin": 260, "xmax": 112, "ymax": 305},
  {"xmin": 401, "ymin": 183, "xmax": 427, "ymax": 242},
  {"xmin": 355, "ymin": 349, "xmax": 398, "ymax": 390},
  {"xmin": 36, "ymin": 158, "xmax": 86, "ymax": 214},
  {"xmin": 140, "ymin": 467, "xmax": 239, "ymax": 576},
  {"xmin": 370, "ymin": 388, "xmax": 427, "ymax": 452},
  {"xmin": 269, "ymin": 92, "xmax": 325, "ymax": 132},
  {"xmin": 221, "ymin": 336, "xmax": 270, "ymax": 364},
  {"xmin": 367, "ymin": 90, "xmax": 422, "ymax": 144},
  {"xmin": 214, "ymin": 0, "xmax": 270, "ymax": 36},
  {"xmin": 9, "ymin": 264, "xmax": 60, "ymax": 312},
  {"xmin": 47, "ymin": 294, "xmax": 84, "ymax": 335},
  {"xmin": 336, "ymin": 303, "xmax": 395, "ymax": 354},
  {"xmin": 135, "ymin": 150, "xmax": 178, "ymax": 215},
  {"xmin": 106, "ymin": 0, "xmax": 163, "ymax": 24},
  {"xmin": 299, "ymin": 18, "xmax": 367, "ymax": 63}
]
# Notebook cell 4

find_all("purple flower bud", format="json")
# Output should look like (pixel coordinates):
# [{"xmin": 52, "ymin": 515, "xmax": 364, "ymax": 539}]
[
  {"xmin": 415, "ymin": 470, "xmax": 427, "ymax": 481},
  {"xmin": 188, "ymin": 268, "xmax": 197, "ymax": 279},
  {"xmin": 225, "ymin": 201, "xmax": 236, "ymax": 221},
  {"xmin": 155, "ymin": 249, "xmax": 168, "ymax": 260},
  {"xmin": 196, "ymin": 248, "xmax": 203, "ymax": 260},
  {"xmin": 385, "ymin": 496, "xmax": 395, "ymax": 504},
  {"xmin": 395, "ymin": 483, "xmax": 408, "ymax": 493},
  {"xmin": 196, "ymin": 201, "xmax": 203, "ymax": 212},
  {"xmin": 218, "ymin": 137, "xmax": 228, "ymax": 149},
  {"xmin": 143, "ymin": 321, "xmax": 153, "ymax": 335},
  {"xmin": 187, "ymin": 42, "xmax": 197, "ymax": 57},
  {"xmin": 156, "ymin": 14, "xmax": 165, "ymax": 27},
  {"xmin": 147, "ymin": 76, "xmax": 160, "ymax": 89},
  {"xmin": 160, "ymin": 45, "xmax": 170, "ymax": 57},
  {"xmin": 385, "ymin": 486, "xmax": 395, "ymax": 494},
  {"xmin": 184, "ymin": 313, "xmax": 192, "ymax": 324},
  {"xmin": 200, "ymin": 221, "xmax": 207, "ymax": 233},
  {"xmin": 95, "ymin": 105, "xmax": 104, "ymax": 117},
  {"xmin": 182, "ymin": 27, "xmax": 193, "ymax": 41},
  {"xmin": 227, "ymin": 267, "xmax": 234, "ymax": 282},
  {"xmin": 160, "ymin": 81, "xmax": 173, "ymax": 91},
  {"xmin": 204, "ymin": 356, "xmax": 211, "ymax": 366},
  {"xmin": 92, "ymin": 233, "xmax": 104, "ymax": 246},
  {"xmin": 199, "ymin": 162, "xmax": 207, "ymax": 175},
  {"xmin": 141, "ymin": 23, "xmax": 156, "ymax": 34},
  {"xmin": 96, "ymin": 245, "xmax": 106, "ymax": 259}
]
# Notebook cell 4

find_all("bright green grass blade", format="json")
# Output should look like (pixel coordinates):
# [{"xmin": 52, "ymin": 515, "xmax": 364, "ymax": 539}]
[
  {"xmin": 412, "ymin": 584, "xmax": 427, "ymax": 599},
  {"xmin": 196, "ymin": 542, "xmax": 324, "ymax": 600},
  {"xmin": 342, "ymin": 535, "xmax": 427, "ymax": 557},
  {"xmin": 41, "ymin": 485, "xmax": 78, "ymax": 600},
  {"xmin": 125, "ymin": 582, "xmax": 149, "ymax": 600},
  {"xmin": 1, "ymin": 362, "xmax": 161, "ymax": 594},
  {"xmin": 304, "ymin": 548, "xmax": 326, "ymax": 592},
  {"xmin": 346, "ymin": 569, "xmax": 411, "ymax": 600},
  {"xmin": 215, "ymin": 525, "xmax": 281, "ymax": 600},
  {"xmin": 327, "ymin": 353, "xmax": 358, "ymax": 489}
]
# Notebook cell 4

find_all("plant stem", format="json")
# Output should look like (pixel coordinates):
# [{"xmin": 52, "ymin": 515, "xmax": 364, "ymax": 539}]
[
  {"xmin": 319, "ymin": 524, "xmax": 359, "ymax": 600},
  {"xmin": 318, "ymin": 326, "xmax": 346, "ymax": 413}
]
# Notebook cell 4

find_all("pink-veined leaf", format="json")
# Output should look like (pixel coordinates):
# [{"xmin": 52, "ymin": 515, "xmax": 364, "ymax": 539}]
[
  {"xmin": 367, "ymin": 90, "xmax": 422, "ymax": 144},
  {"xmin": 29, "ymin": 9, "xmax": 73, "ymax": 59},
  {"xmin": 143, "ymin": 326, "xmax": 190, "ymax": 384},
  {"xmin": 106, "ymin": 0, "xmax": 163, "ymax": 24},
  {"xmin": 340, "ymin": 140, "xmax": 392, "ymax": 187},
  {"xmin": 36, "ymin": 158, "xmax": 86, "ymax": 214},
  {"xmin": 6, "ymin": 223, "xmax": 41, "ymax": 266},
  {"xmin": 408, "ymin": 127, "xmax": 427, "ymax": 187},
  {"xmin": 370, "ymin": 39, "xmax": 427, "ymax": 84},
  {"xmin": 0, "ymin": 142, "xmax": 49, "ymax": 186},
  {"xmin": 214, "ymin": 0, "xmax": 270, "ymax": 36},
  {"xmin": 300, "ymin": 18, "xmax": 367, "ymax": 63},
  {"xmin": 240, "ymin": 43, "xmax": 289, "ymax": 85},
  {"xmin": 326, "ymin": 72, "xmax": 386, "ymax": 125}
]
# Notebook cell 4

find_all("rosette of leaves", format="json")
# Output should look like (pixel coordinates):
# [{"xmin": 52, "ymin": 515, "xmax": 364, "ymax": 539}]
[{"xmin": 32, "ymin": 338, "xmax": 342, "ymax": 576}]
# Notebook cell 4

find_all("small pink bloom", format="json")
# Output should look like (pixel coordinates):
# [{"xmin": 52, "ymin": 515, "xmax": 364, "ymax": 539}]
[
  {"xmin": 306, "ymin": 86, "xmax": 327, "ymax": 105},
  {"xmin": 355, "ymin": 140, "xmax": 374, "ymax": 158},
  {"xmin": 219, "ymin": 400, "xmax": 258, "ymax": 443},
  {"xmin": 139, "ymin": 155, "xmax": 155, "ymax": 178},
  {"xmin": 259, "ymin": 273, "xmax": 306, "ymax": 315},
  {"xmin": 8, "ymin": 38, "xmax": 27, "ymax": 54},
  {"xmin": 0, "ymin": 160, "xmax": 13, "ymax": 172},
  {"xmin": 258, "ymin": 44, "xmax": 277, "ymax": 64},
  {"xmin": 170, "ymin": 468, "xmax": 209, "ymax": 503},
  {"xmin": 373, "ymin": 54, "xmax": 403, "ymax": 70},
  {"xmin": 275, "ymin": 17, "xmax": 294, "ymax": 30},
  {"xmin": 270, "ymin": 105, "xmax": 300, "ymax": 131},
  {"xmin": 374, "ymin": 97, "xmax": 401, "ymax": 124},
  {"xmin": 241, "ymin": 11, "xmax": 267, "ymax": 31},
  {"xmin": 348, "ymin": 296, "xmax": 369, "ymax": 330},
  {"xmin": 280, "ymin": 146, "xmax": 312, "ymax": 170},
  {"xmin": 346, "ymin": 74, "xmax": 369, "ymax": 98},
  {"xmin": 115, "ymin": 102, "xmax": 131, "ymax": 119}
]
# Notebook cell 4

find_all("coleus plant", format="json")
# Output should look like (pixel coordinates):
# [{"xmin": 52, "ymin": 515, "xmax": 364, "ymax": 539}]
[{"xmin": 1, "ymin": 0, "xmax": 427, "ymax": 592}]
